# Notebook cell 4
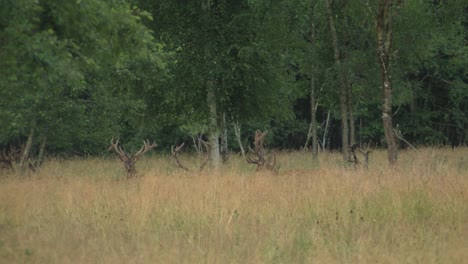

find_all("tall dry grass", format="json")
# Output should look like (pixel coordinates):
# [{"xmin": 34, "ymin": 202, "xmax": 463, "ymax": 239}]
[{"xmin": 0, "ymin": 148, "xmax": 467, "ymax": 263}]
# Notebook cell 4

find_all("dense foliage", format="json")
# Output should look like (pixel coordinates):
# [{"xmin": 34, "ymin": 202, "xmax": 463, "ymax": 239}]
[{"xmin": 1, "ymin": 0, "xmax": 466, "ymax": 160}]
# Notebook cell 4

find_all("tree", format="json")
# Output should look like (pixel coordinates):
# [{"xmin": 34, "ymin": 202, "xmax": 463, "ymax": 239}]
[
  {"xmin": 138, "ymin": 0, "xmax": 296, "ymax": 163},
  {"xmin": 307, "ymin": 4, "xmax": 319, "ymax": 159},
  {"xmin": 2, "ymin": 0, "xmax": 466, "ymax": 159},
  {"xmin": 325, "ymin": 0, "xmax": 350, "ymax": 161},
  {"xmin": 376, "ymin": 0, "xmax": 400, "ymax": 165},
  {"xmin": 0, "ymin": 0, "xmax": 166, "ymax": 163},
  {"xmin": 201, "ymin": 0, "xmax": 222, "ymax": 169}
]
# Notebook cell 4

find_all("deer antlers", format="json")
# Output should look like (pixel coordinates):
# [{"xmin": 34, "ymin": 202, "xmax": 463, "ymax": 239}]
[
  {"xmin": 108, "ymin": 138, "xmax": 127, "ymax": 161},
  {"xmin": 108, "ymin": 138, "xmax": 157, "ymax": 178},
  {"xmin": 171, "ymin": 143, "xmax": 190, "ymax": 171},
  {"xmin": 348, "ymin": 144, "xmax": 371, "ymax": 169},
  {"xmin": 246, "ymin": 130, "xmax": 278, "ymax": 173},
  {"xmin": 0, "ymin": 146, "xmax": 21, "ymax": 173},
  {"xmin": 134, "ymin": 139, "xmax": 158, "ymax": 158},
  {"xmin": 171, "ymin": 139, "xmax": 211, "ymax": 171}
]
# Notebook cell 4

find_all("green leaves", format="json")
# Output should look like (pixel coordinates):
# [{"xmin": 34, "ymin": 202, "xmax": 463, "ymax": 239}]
[
  {"xmin": 1, "ymin": 0, "xmax": 465, "ymax": 153},
  {"xmin": 0, "ymin": 0, "xmax": 168, "ymax": 153}
]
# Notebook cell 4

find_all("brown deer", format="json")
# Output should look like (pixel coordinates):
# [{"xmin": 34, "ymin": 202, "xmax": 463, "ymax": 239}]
[
  {"xmin": 246, "ymin": 130, "xmax": 278, "ymax": 173},
  {"xmin": 0, "ymin": 146, "xmax": 21, "ymax": 174},
  {"xmin": 108, "ymin": 138, "xmax": 157, "ymax": 178},
  {"xmin": 171, "ymin": 139, "xmax": 211, "ymax": 171}
]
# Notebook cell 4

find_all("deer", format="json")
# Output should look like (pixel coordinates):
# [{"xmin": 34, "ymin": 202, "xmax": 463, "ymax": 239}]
[
  {"xmin": 108, "ymin": 138, "xmax": 157, "ymax": 178},
  {"xmin": 348, "ymin": 144, "xmax": 371, "ymax": 169},
  {"xmin": 0, "ymin": 146, "xmax": 21, "ymax": 174},
  {"xmin": 171, "ymin": 139, "xmax": 211, "ymax": 171},
  {"xmin": 246, "ymin": 130, "xmax": 278, "ymax": 173}
]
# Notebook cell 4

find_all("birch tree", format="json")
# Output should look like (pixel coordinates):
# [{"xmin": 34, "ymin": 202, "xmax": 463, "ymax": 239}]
[{"xmin": 376, "ymin": 0, "xmax": 400, "ymax": 165}]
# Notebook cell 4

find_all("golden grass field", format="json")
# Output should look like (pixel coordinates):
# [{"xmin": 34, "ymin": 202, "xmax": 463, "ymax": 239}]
[{"xmin": 0, "ymin": 148, "xmax": 467, "ymax": 263}]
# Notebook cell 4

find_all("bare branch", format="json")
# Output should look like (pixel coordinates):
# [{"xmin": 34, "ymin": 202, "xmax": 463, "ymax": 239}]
[
  {"xmin": 420, "ymin": 74, "xmax": 453, "ymax": 85},
  {"xmin": 393, "ymin": 128, "xmax": 418, "ymax": 151}
]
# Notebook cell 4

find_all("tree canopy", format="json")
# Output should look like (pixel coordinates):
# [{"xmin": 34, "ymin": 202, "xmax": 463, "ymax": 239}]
[{"xmin": 1, "ymin": 0, "xmax": 466, "ymax": 165}]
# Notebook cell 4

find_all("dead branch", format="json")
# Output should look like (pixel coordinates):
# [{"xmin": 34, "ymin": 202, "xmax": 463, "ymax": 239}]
[{"xmin": 393, "ymin": 128, "xmax": 418, "ymax": 151}]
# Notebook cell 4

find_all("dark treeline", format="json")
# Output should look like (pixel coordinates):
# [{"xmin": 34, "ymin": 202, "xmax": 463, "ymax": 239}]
[{"xmin": 0, "ymin": 0, "xmax": 466, "ymax": 167}]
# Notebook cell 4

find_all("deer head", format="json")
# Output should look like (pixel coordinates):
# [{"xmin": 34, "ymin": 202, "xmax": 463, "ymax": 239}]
[
  {"xmin": 246, "ymin": 130, "xmax": 277, "ymax": 173},
  {"xmin": 0, "ymin": 146, "xmax": 21, "ymax": 173},
  {"xmin": 108, "ymin": 138, "xmax": 157, "ymax": 178}
]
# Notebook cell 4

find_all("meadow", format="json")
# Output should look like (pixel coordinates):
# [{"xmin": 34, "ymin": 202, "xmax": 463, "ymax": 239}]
[{"xmin": 0, "ymin": 148, "xmax": 467, "ymax": 263}]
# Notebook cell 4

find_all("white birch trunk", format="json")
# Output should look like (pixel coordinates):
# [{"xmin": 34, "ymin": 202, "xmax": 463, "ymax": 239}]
[
  {"xmin": 19, "ymin": 127, "xmax": 34, "ymax": 175},
  {"xmin": 233, "ymin": 121, "xmax": 245, "ymax": 158},
  {"xmin": 207, "ymin": 84, "xmax": 221, "ymax": 169}
]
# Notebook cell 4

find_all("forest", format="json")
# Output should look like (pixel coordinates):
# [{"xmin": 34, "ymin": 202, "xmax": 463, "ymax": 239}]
[
  {"xmin": 0, "ymin": 0, "xmax": 467, "ymax": 169},
  {"xmin": 1, "ymin": 1, "xmax": 468, "ymax": 263}
]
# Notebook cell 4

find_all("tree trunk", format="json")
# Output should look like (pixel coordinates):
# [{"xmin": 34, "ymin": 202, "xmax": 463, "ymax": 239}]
[
  {"xmin": 377, "ymin": 0, "xmax": 398, "ymax": 165},
  {"xmin": 303, "ymin": 124, "xmax": 312, "ymax": 151},
  {"xmin": 221, "ymin": 113, "xmax": 228, "ymax": 162},
  {"xmin": 303, "ymin": 100, "xmax": 319, "ymax": 151},
  {"xmin": 325, "ymin": 0, "xmax": 349, "ymax": 161},
  {"xmin": 19, "ymin": 127, "xmax": 34, "ymax": 175},
  {"xmin": 233, "ymin": 121, "xmax": 245, "ymax": 158},
  {"xmin": 347, "ymin": 76, "xmax": 356, "ymax": 146},
  {"xmin": 410, "ymin": 85, "xmax": 415, "ymax": 125},
  {"xmin": 202, "ymin": 0, "xmax": 221, "ymax": 169},
  {"xmin": 36, "ymin": 135, "xmax": 47, "ymax": 168},
  {"xmin": 322, "ymin": 110, "xmax": 331, "ymax": 150},
  {"xmin": 310, "ymin": 75, "xmax": 318, "ymax": 159},
  {"xmin": 206, "ymin": 83, "xmax": 221, "ymax": 169},
  {"xmin": 359, "ymin": 117, "xmax": 363, "ymax": 148},
  {"xmin": 309, "ymin": 18, "xmax": 318, "ymax": 160},
  {"xmin": 191, "ymin": 135, "xmax": 201, "ymax": 156}
]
